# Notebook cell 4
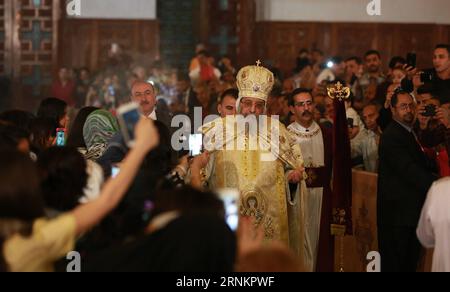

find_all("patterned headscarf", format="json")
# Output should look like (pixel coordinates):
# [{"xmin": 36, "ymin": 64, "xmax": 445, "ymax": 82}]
[{"xmin": 83, "ymin": 110, "xmax": 119, "ymax": 160}]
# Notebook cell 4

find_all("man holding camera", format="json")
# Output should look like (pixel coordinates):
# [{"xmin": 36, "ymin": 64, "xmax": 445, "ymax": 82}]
[
  {"xmin": 415, "ymin": 87, "xmax": 450, "ymax": 177},
  {"xmin": 402, "ymin": 45, "xmax": 450, "ymax": 103}
]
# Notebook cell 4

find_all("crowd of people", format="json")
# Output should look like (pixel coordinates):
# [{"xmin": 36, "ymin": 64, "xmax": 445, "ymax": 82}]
[{"xmin": 0, "ymin": 42, "xmax": 449, "ymax": 272}]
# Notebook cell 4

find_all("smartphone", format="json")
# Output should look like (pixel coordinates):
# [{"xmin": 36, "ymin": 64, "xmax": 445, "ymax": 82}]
[
  {"xmin": 217, "ymin": 188, "xmax": 240, "ymax": 232},
  {"xmin": 108, "ymin": 85, "xmax": 115, "ymax": 97},
  {"xmin": 111, "ymin": 166, "xmax": 120, "ymax": 178},
  {"xmin": 188, "ymin": 134, "xmax": 203, "ymax": 157},
  {"xmin": 56, "ymin": 128, "xmax": 66, "ymax": 147},
  {"xmin": 406, "ymin": 52, "xmax": 417, "ymax": 69},
  {"xmin": 420, "ymin": 72, "xmax": 434, "ymax": 83},
  {"xmin": 117, "ymin": 102, "xmax": 141, "ymax": 147}
]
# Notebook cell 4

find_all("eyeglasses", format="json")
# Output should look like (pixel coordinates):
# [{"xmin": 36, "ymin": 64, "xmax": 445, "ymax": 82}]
[{"xmin": 241, "ymin": 100, "xmax": 266, "ymax": 110}]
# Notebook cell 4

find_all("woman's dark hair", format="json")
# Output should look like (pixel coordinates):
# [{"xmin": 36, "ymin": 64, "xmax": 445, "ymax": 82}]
[
  {"xmin": 0, "ymin": 151, "xmax": 44, "ymax": 220},
  {"xmin": 37, "ymin": 97, "xmax": 67, "ymax": 127},
  {"xmin": 30, "ymin": 118, "xmax": 58, "ymax": 156},
  {"xmin": 389, "ymin": 56, "xmax": 406, "ymax": 69},
  {"xmin": 37, "ymin": 147, "xmax": 87, "ymax": 212},
  {"xmin": 0, "ymin": 151, "xmax": 45, "ymax": 272},
  {"xmin": 0, "ymin": 124, "xmax": 30, "ymax": 152},
  {"xmin": 114, "ymin": 121, "xmax": 173, "ymax": 233},
  {"xmin": 66, "ymin": 107, "xmax": 99, "ymax": 148},
  {"xmin": 141, "ymin": 120, "xmax": 174, "ymax": 175},
  {"xmin": 150, "ymin": 186, "xmax": 225, "ymax": 220},
  {"xmin": 0, "ymin": 110, "xmax": 35, "ymax": 132}
]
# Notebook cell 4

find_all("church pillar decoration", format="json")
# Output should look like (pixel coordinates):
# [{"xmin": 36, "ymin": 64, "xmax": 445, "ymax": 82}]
[{"xmin": 0, "ymin": 0, "xmax": 59, "ymax": 108}]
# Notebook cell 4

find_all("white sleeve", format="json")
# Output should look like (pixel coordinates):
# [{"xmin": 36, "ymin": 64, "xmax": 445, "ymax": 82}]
[
  {"xmin": 316, "ymin": 70, "xmax": 327, "ymax": 85},
  {"xmin": 316, "ymin": 69, "xmax": 334, "ymax": 85},
  {"xmin": 416, "ymin": 184, "xmax": 436, "ymax": 248},
  {"xmin": 79, "ymin": 160, "xmax": 104, "ymax": 204},
  {"xmin": 214, "ymin": 68, "xmax": 222, "ymax": 80},
  {"xmin": 189, "ymin": 67, "xmax": 200, "ymax": 80}
]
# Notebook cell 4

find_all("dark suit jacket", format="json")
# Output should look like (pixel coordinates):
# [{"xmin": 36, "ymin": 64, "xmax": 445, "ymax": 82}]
[{"xmin": 377, "ymin": 121, "xmax": 437, "ymax": 227}]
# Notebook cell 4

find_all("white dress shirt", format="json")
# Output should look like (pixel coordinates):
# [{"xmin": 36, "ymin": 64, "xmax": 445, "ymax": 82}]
[{"xmin": 417, "ymin": 178, "xmax": 450, "ymax": 272}]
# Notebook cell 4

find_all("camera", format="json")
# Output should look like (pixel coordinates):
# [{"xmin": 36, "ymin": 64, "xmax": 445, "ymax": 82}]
[{"xmin": 422, "ymin": 104, "xmax": 437, "ymax": 117}]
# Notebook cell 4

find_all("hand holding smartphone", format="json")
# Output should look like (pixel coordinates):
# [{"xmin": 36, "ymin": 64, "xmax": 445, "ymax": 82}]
[
  {"xmin": 117, "ymin": 102, "xmax": 141, "ymax": 148},
  {"xmin": 56, "ymin": 128, "xmax": 66, "ymax": 147},
  {"xmin": 217, "ymin": 188, "xmax": 240, "ymax": 232},
  {"xmin": 188, "ymin": 134, "xmax": 203, "ymax": 157}
]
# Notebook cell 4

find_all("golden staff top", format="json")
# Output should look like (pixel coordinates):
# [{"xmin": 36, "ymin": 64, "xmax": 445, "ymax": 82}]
[{"xmin": 327, "ymin": 82, "xmax": 351, "ymax": 101}]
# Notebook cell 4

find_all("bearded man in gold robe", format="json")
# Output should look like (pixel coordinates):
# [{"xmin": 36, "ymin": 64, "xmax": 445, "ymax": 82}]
[{"xmin": 190, "ymin": 61, "xmax": 308, "ymax": 263}]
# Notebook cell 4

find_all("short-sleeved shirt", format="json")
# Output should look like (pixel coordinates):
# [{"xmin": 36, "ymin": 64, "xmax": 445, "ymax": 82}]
[{"xmin": 4, "ymin": 214, "xmax": 76, "ymax": 272}]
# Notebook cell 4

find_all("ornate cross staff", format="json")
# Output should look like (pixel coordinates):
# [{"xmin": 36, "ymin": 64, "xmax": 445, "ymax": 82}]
[
  {"xmin": 327, "ymin": 81, "xmax": 353, "ymax": 272},
  {"xmin": 327, "ymin": 81, "xmax": 351, "ymax": 101}
]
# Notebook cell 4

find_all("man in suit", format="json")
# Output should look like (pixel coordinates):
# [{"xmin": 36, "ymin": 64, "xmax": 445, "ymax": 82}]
[{"xmin": 377, "ymin": 90, "xmax": 438, "ymax": 272}]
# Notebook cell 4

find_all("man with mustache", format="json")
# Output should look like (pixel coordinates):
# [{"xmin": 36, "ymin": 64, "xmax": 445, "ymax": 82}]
[
  {"xmin": 131, "ymin": 81, "xmax": 172, "ymax": 130},
  {"xmin": 131, "ymin": 81, "xmax": 157, "ymax": 120},
  {"xmin": 377, "ymin": 90, "xmax": 438, "ymax": 272},
  {"xmin": 287, "ymin": 88, "xmax": 334, "ymax": 272},
  {"xmin": 193, "ymin": 62, "xmax": 307, "ymax": 263}
]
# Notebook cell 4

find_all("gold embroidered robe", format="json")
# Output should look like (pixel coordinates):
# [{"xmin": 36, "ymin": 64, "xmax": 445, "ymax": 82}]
[{"xmin": 200, "ymin": 116, "xmax": 307, "ymax": 259}]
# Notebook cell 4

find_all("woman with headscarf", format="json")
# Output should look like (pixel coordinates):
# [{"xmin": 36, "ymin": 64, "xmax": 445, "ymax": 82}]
[{"xmin": 83, "ymin": 110, "xmax": 119, "ymax": 161}]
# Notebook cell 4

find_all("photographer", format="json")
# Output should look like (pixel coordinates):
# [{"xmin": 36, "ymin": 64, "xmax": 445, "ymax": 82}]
[
  {"xmin": 415, "ymin": 89, "xmax": 450, "ymax": 177},
  {"xmin": 402, "ymin": 44, "xmax": 450, "ymax": 104}
]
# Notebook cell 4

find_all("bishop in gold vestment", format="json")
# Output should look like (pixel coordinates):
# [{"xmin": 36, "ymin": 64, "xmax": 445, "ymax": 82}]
[{"xmin": 197, "ymin": 62, "xmax": 308, "ymax": 260}]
